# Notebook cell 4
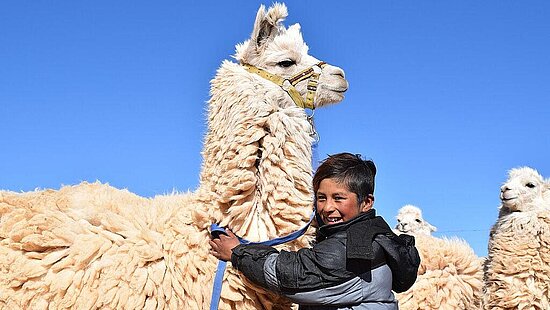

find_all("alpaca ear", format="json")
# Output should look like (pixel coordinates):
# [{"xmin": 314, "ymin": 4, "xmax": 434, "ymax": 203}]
[
  {"xmin": 252, "ymin": 7, "xmax": 274, "ymax": 49},
  {"xmin": 247, "ymin": 4, "xmax": 287, "ymax": 56},
  {"xmin": 428, "ymin": 223, "xmax": 437, "ymax": 232}
]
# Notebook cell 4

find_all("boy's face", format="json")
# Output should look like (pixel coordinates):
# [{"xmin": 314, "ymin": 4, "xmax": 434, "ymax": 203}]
[{"xmin": 316, "ymin": 178, "xmax": 374, "ymax": 225}]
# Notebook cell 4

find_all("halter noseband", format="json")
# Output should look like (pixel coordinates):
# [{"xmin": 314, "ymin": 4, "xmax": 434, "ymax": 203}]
[{"xmin": 242, "ymin": 61, "xmax": 327, "ymax": 110}]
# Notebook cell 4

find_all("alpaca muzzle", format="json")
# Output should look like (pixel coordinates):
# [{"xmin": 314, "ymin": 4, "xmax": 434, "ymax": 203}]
[{"xmin": 242, "ymin": 62, "xmax": 327, "ymax": 110}]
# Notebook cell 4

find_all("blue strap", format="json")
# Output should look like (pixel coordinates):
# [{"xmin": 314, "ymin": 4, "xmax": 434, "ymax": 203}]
[
  {"xmin": 209, "ymin": 259, "xmax": 227, "ymax": 310},
  {"xmin": 209, "ymin": 207, "xmax": 315, "ymax": 309},
  {"xmin": 210, "ymin": 211, "xmax": 314, "ymax": 247},
  {"xmin": 241, "ymin": 212, "xmax": 314, "ymax": 246}
]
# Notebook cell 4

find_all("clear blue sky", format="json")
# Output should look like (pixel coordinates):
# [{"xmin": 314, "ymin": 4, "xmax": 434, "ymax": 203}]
[{"xmin": 1, "ymin": 1, "xmax": 549, "ymax": 257}]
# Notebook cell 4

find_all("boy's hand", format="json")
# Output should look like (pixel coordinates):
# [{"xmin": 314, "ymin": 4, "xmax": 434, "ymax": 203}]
[{"xmin": 209, "ymin": 230, "xmax": 240, "ymax": 261}]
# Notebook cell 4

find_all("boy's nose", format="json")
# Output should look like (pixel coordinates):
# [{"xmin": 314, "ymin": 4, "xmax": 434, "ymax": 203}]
[{"xmin": 323, "ymin": 199, "xmax": 336, "ymax": 211}]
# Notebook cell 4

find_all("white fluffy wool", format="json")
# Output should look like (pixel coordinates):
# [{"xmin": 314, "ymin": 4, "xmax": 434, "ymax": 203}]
[
  {"xmin": 0, "ymin": 3, "xmax": 348, "ymax": 310},
  {"xmin": 396, "ymin": 234, "xmax": 484, "ymax": 310},
  {"xmin": 484, "ymin": 167, "xmax": 550, "ymax": 310}
]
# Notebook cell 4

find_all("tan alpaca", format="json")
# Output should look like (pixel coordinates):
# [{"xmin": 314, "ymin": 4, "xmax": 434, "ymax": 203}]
[
  {"xmin": 484, "ymin": 167, "xmax": 550, "ymax": 310},
  {"xmin": 0, "ymin": 4, "xmax": 348, "ymax": 309}
]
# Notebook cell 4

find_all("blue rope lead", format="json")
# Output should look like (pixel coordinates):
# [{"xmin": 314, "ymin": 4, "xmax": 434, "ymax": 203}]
[
  {"xmin": 210, "ymin": 259, "xmax": 227, "ymax": 310},
  {"xmin": 209, "ymin": 207, "xmax": 315, "ymax": 309}
]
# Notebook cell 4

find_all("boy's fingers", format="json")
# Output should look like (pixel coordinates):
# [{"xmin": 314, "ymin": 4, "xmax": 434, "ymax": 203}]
[
  {"xmin": 210, "ymin": 239, "xmax": 223, "ymax": 248},
  {"xmin": 209, "ymin": 250, "xmax": 219, "ymax": 259},
  {"xmin": 219, "ymin": 232, "xmax": 232, "ymax": 240}
]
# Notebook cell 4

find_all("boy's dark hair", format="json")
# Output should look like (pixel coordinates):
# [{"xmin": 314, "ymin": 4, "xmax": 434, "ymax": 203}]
[{"xmin": 313, "ymin": 153, "xmax": 376, "ymax": 203}]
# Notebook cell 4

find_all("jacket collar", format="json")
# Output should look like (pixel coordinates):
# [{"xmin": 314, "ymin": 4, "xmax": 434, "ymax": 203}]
[{"xmin": 318, "ymin": 209, "xmax": 377, "ymax": 237}]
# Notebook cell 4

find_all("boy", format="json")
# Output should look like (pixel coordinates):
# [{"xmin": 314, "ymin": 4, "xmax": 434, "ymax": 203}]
[{"xmin": 210, "ymin": 153, "xmax": 419, "ymax": 309}]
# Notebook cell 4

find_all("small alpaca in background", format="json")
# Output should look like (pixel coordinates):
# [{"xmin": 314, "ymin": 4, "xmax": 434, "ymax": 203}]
[
  {"xmin": 394, "ymin": 205, "xmax": 483, "ymax": 309},
  {"xmin": 395, "ymin": 204, "xmax": 437, "ymax": 236}
]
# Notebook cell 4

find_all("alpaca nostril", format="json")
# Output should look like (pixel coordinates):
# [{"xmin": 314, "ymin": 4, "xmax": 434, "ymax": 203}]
[
  {"xmin": 333, "ymin": 69, "xmax": 345, "ymax": 79},
  {"xmin": 324, "ymin": 66, "xmax": 345, "ymax": 79}
]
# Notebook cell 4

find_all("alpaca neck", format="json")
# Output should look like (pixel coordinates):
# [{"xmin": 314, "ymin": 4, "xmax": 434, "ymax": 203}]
[{"xmin": 197, "ymin": 61, "xmax": 314, "ymax": 242}]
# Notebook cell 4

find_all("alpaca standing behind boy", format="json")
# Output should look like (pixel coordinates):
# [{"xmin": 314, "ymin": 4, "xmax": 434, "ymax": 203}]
[{"xmin": 0, "ymin": 4, "xmax": 348, "ymax": 309}]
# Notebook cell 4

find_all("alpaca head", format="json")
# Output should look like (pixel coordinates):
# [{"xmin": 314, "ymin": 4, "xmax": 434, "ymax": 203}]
[
  {"xmin": 234, "ymin": 3, "xmax": 348, "ymax": 108},
  {"xmin": 499, "ymin": 167, "xmax": 550, "ymax": 214},
  {"xmin": 395, "ymin": 204, "xmax": 437, "ymax": 235}
]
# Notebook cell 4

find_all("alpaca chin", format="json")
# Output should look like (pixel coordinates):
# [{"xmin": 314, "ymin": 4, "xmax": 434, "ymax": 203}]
[{"xmin": 501, "ymin": 200, "xmax": 520, "ymax": 212}]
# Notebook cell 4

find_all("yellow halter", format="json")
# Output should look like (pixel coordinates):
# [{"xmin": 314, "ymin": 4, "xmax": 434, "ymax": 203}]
[{"xmin": 242, "ymin": 62, "xmax": 327, "ymax": 110}]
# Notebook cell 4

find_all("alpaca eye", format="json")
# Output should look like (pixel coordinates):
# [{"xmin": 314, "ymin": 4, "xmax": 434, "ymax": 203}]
[
  {"xmin": 415, "ymin": 219, "xmax": 422, "ymax": 223},
  {"xmin": 278, "ymin": 60, "xmax": 296, "ymax": 68},
  {"xmin": 526, "ymin": 183, "xmax": 536, "ymax": 188}
]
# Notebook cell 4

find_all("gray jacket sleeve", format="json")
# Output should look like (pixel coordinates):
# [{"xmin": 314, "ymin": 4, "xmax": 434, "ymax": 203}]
[
  {"xmin": 231, "ymin": 238, "xmax": 396, "ymax": 307},
  {"xmin": 263, "ymin": 253, "xmax": 396, "ymax": 306},
  {"xmin": 231, "ymin": 244, "xmax": 278, "ymax": 288}
]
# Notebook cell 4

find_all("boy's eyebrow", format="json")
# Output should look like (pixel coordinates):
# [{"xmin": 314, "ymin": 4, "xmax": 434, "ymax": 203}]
[{"xmin": 316, "ymin": 191, "xmax": 349, "ymax": 196}]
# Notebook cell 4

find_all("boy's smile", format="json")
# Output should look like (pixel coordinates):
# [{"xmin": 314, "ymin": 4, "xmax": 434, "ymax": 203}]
[{"xmin": 316, "ymin": 178, "xmax": 373, "ymax": 225}]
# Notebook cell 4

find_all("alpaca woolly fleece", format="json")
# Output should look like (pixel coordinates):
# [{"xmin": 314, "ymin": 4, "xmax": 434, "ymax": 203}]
[{"xmin": 396, "ymin": 234, "xmax": 484, "ymax": 310}]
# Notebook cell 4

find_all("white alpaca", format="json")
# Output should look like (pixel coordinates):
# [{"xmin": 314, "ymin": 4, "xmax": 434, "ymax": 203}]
[
  {"xmin": 0, "ymin": 4, "xmax": 348, "ymax": 309},
  {"xmin": 395, "ymin": 204, "xmax": 437, "ymax": 236},
  {"xmin": 484, "ymin": 167, "xmax": 550, "ymax": 310},
  {"xmin": 394, "ymin": 207, "xmax": 483, "ymax": 309}
]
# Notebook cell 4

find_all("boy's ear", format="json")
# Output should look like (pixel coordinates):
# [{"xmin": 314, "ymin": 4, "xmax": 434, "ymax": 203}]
[{"xmin": 360, "ymin": 194, "xmax": 375, "ymax": 212}]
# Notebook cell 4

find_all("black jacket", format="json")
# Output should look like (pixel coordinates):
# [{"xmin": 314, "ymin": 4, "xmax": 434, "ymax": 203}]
[{"xmin": 231, "ymin": 209, "xmax": 414, "ymax": 309}]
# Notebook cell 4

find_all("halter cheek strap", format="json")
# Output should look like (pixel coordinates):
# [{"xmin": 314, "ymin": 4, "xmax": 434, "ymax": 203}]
[{"xmin": 242, "ymin": 62, "xmax": 326, "ymax": 110}]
